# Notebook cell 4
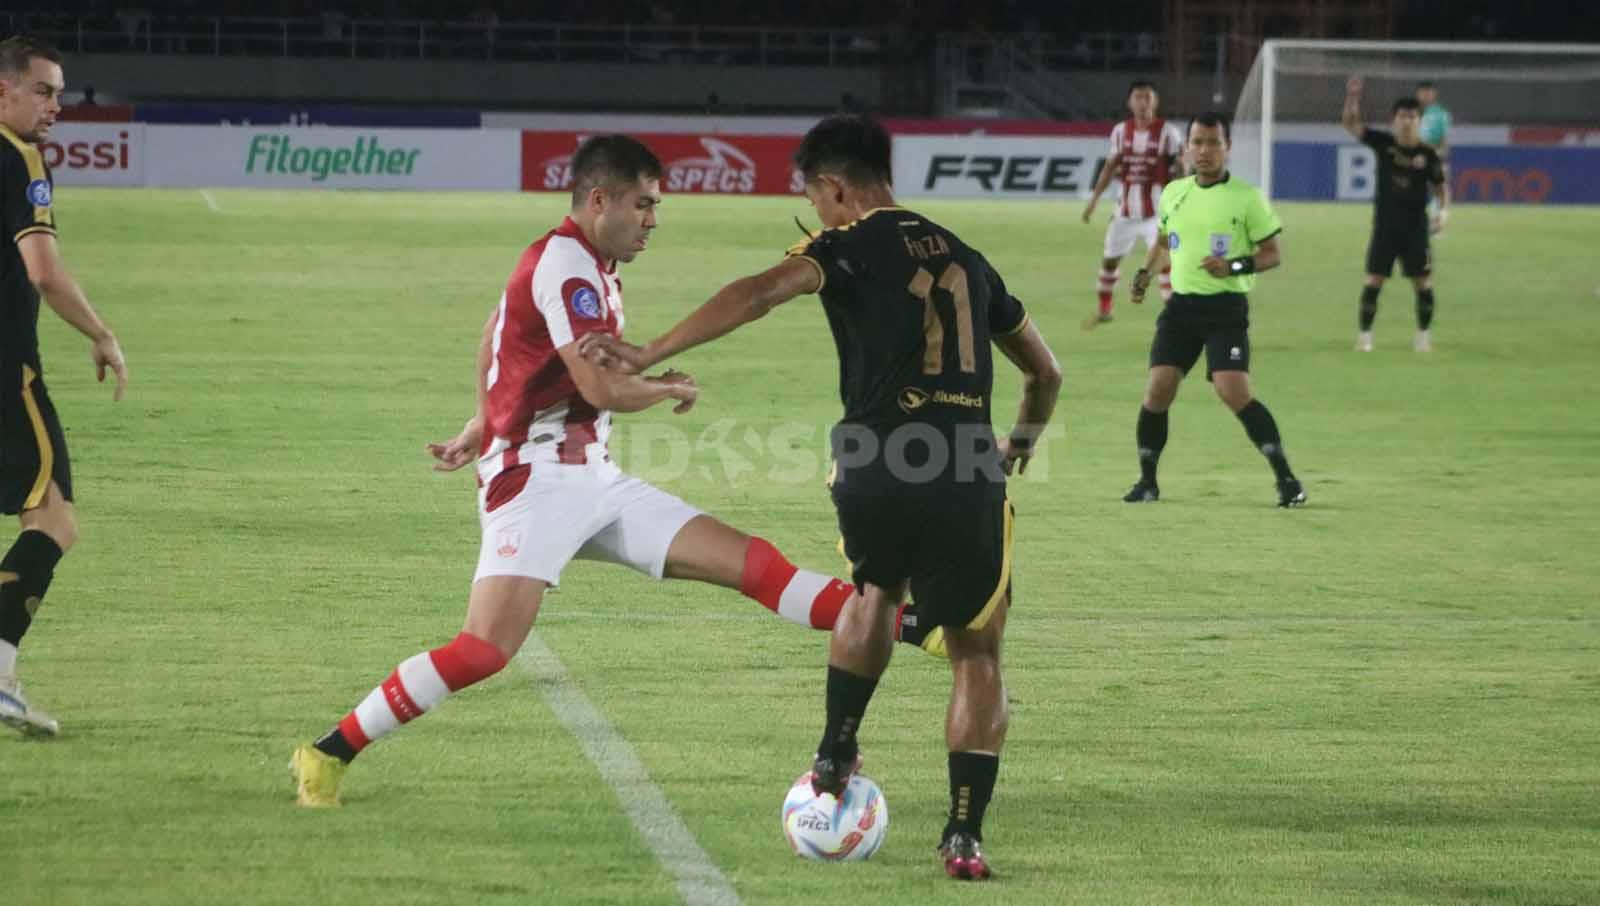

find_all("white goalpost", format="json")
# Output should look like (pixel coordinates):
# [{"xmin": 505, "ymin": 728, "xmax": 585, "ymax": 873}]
[{"xmin": 1232, "ymin": 39, "xmax": 1600, "ymax": 199}]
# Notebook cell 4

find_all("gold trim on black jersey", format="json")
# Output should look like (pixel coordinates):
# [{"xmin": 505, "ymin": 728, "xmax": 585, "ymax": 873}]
[
  {"xmin": 0, "ymin": 123, "xmax": 56, "ymax": 240},
  {"xmin": 833, "ymin": 206, "xmax": 906, "ymax": 232},
  {"xmin": 19, "ymin": 364, "xmax": 54, "ymax": 511},
  {"xmin": 792, "ymin": 254, "xmax": 827, "ymax": 293},
  {"xmin": 994, "ymin": 312, "xmax": 1031, "ymax": 339},
  {"xmin": 965, "ymin": 499, "xmax": 1014, "ymax": 632},
  {"xmin": 783, "ymin": 207, "xmax": 908, "ymax": 293}
]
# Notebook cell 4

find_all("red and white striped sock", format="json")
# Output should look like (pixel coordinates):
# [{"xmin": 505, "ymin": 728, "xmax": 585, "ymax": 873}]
[
  {"xmin": 333, "ymin": 632, "xmax": 508, "ymax": 756},
  {"xmin": 1159, "ymin": 267, "xmax": 1173, "ymax": 302},
  {"xmin": 1097, "ymin": 269, "xmax": 1119, "ymax": 315},
  {"xmin": 740, "ymin": 537, "xmax": 855, "ymax": 630}
]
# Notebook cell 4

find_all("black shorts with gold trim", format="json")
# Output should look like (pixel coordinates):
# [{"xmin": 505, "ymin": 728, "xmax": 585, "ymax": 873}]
[
  {"xmin": 1, "ymin": 362, "xmax": 73, "ymax": 515},
  {"xmin": 831, "ymin": 488, "xmax": 1013, "ymax": 631}
]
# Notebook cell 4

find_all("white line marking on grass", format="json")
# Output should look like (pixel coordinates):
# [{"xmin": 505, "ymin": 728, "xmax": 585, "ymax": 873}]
[
  {"xmin": 518, "ymin": 633, "xmax": 744, "ymax": 906},
  {"xmin": 199, "ymin": 190, "xmax": 222, "ymax": 212}
]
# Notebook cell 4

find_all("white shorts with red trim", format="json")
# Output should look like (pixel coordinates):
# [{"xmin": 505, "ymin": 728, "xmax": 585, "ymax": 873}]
[
  {"xmin": 1103, "ymin": 215, "xmax": 1161, "ymax": 259},
  {"xmin": 474, "ymin": 461, "xmax": 703, "ymax": 585}
]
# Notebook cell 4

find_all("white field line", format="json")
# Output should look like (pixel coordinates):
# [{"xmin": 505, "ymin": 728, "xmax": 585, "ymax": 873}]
[
  {"xmin": 517, "ymin": 633, "xmax": 744, "ymax": 906},
  {"xmin": 199, "ymin": 189, "xmax": 222, "ymax": 212}
]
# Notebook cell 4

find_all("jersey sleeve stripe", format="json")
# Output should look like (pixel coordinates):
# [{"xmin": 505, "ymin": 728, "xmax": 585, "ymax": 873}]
[
  {"xmin": 791, "ymin": 254, "xmax": 826, "ymax": 293},
  {"xmin": 14, "ymin": 224, "xmax": 56, "ymax": 243},
  {"xmin": 993, "ymin": 312, "xmax": 1030, "ymax": 339},
  {"xmin": 1251, "ymin": 228, "xmax": 1283, "ymax": 244}
]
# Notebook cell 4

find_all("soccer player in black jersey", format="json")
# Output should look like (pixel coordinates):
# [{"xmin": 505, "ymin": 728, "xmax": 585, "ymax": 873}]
[
  {"xmin": 0, "ymin": 36, "xmax": 128, "ymax": 737},
  {"xmin": 579, "ymin": 115, "xmax": 1062, "ymax": 880},
  {"xmin": 1342, "ymin": 77, "xmax": 1449, "ymax": 353}
]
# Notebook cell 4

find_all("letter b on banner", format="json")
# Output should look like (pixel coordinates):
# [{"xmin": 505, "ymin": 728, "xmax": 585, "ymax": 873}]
[{"xmin": 1336, "ymin": 146, "xmax": 1375, "ymax": 201}]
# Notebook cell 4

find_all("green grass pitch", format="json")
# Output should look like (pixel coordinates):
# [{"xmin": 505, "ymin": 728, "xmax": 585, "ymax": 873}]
[{"xmin": 4, "ymin": 188, "xmax": 1598, "ymax": 905}]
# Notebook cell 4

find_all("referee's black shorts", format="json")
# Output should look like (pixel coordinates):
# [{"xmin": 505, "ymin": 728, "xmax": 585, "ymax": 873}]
[
  {"xmin": 1365, "ymin": 221, "xmax": 1432, "ymax": 278},
  {"xmin": 1, "ymin": 362, "xmax": 73, "ymax": 515},
  {"xmin": 1149, "ymin": 291, "xmax": 1251, "ymax": 380},
  {"xmin": 832, "ymin": 488, "xmax": 1013, "ymax": 631}
]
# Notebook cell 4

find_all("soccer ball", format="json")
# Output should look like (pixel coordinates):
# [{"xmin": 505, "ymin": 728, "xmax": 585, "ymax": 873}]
[{"xmin": 781, "ymin": 771, "xmax": 889, "ymax": 861}]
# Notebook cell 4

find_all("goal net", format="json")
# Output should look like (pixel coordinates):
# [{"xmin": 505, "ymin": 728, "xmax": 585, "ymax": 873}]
[{"xmin": 1232, "ymin": 40, "xmax": 1600, "ymax": 198}]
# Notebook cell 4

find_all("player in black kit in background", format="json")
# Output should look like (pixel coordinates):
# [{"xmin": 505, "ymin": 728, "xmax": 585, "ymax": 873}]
[{"xmin": 1342, "ymin": 77, "xmax": 1450, "ymax": 353}]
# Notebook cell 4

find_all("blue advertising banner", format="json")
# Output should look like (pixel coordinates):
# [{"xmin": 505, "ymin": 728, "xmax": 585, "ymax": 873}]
[
  {"xmin": 135, "ymin": 103, "xmax": 481, "ymax": 129},
  {"xmin": 1274, "ymin": 143, "xmax": 1600, "ymax": 205}
]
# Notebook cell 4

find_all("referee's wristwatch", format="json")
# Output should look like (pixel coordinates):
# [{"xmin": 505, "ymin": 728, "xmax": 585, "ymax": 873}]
[{"xmin": 1228, "ymin": 255, "xmax": 1257, "ymax": 275}]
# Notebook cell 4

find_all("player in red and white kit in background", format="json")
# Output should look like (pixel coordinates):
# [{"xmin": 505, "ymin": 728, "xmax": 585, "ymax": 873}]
[
  {"xmin": 1080, "ymin": 81, "xmax": 1186, "ymax": 328},
  {"xmin": 289, "ymin": 135, "xmax": 940, "ymax": 807}
]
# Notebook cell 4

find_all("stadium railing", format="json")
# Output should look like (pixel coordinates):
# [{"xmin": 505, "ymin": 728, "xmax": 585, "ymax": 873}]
[{"xmin": 0, "ymin": 13, "xmax": 900, "ymax": 67}]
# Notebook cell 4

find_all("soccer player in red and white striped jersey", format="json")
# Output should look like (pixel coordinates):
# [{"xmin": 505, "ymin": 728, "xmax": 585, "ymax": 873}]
[
  {"xmin": 1081, "ymin": 81, "xmax": 1185, "ymax": 327},
  {"xmin": 289, "ymin": 135, "xmax": 937, "ymax": 807}
]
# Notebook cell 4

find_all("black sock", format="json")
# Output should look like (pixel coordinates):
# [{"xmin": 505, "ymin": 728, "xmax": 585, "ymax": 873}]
[
  {"xmin": 943, "ymin": 751, "xmax": 1000, "ymax": 842},
  {"xmin": 1136, "ymin": 406, "xmax": 1168, "ymax": 485},
  {"xmin": 1235, "ymin": 400, "xmax": 1295, "ymax": 481},
  {"xmin": 816, "ymin": 665, "xmax": 879, "ymax": 766},
  {"xmin": 313, "ymin": 727, "xmax": 359, "ymax": 764},
  {"xmin": 0, "ymin": 531, "xmax": 64, "ymax": 650},
  {"xmin": 1359, "ymin": 285, "xmax": 1380, "ymax": 331},
  {"xmin": 1416, "ymin": 288, "xmax": 1435, "ymax": 330}
]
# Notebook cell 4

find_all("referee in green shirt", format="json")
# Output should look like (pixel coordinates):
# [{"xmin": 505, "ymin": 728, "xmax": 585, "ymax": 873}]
[{"xmin": 1123, "ymin": 112, "xmax": 1306, "ymax": 508}]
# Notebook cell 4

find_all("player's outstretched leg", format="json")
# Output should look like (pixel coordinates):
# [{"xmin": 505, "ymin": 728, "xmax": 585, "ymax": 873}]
[
  {"xmin": 1, "ymin": 483, "xmax": 75, "ymax": 738},
  {"xmin": 663, "ymin": 516, "xmax": 943, "ymax": 654},
  {"xmin": 1357, "ymin": 283, "xmax": 1381, "ymax": 352},
  {"xmin": 939, "ymin": 593, "xmax": 1010, "ymax": 881},
  {"xmin": 290, "ymin": 577, "xmax": 535, "ymax": 806},
  {"xmin": 1216, "ymin": 373, "xmax": 1305, "ymax": 508},
  {"xmin": 810, "ymin": 583, "xmax": 899, "ymax": 796}
]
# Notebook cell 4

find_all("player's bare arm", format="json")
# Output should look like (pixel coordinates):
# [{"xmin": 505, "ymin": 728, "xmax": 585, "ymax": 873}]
[
  {"xmin": 1201, "ymin": 235, "xmax": 1282, "ymax": 278},
  {"xmin": 559, "ymin": 343, "xmax": 696, "ymax": 414},
  {"xmin": 17, "ymin": 231, "xmax": 126, "ymax": 401},
  {"xmin": 1342, "ymin": 77, "xmax": 1365, "ymax": 139},
  {"xmin": 579, "ymin": 255, "xmax": 820, "ymax": 372},
  {"xmin": 1081, "ymin": 151, "xmax": 1121, "ymax": 222},
  {"xmin": 425, "ymin": 308, "xmax": 499, "ymax": 472},
  {"xmin": 1129, "ymin": 232, "xmax": 1171, "ymax": 304},
  {"xmin": 1430, "ymin": 179, "xmax": 1451, "ymax": 233},
  {"xmin": 992, "ymin": 319, "xmax": 1062, "ymax": 475}
]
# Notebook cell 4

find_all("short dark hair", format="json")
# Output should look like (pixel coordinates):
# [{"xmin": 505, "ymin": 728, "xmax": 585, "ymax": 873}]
[
  {"xmin": 0, "ymin": 35, "xmax": 62, "ymax": 77},
  {"xmin": 570, "ymin": 135, "xmax": 662, "ymax": 207},
  {"xmin": 1392, "ymin": 97, "xmax": 1423, "ymax": 115},
  {"xmin": 1129, "ymin": 80, "xmax": 1158, "ymax": 95},
  {"xmin": 1416, "ymin": 80, "xmax": 1435, "ymax": 90},
  {"xmin": 794, "ymin": 115, "xmax": 892, "ymax": 187},
  {"xmin": 1187, "ymin": 111, "xmax": 1231, "ymax": 143}
]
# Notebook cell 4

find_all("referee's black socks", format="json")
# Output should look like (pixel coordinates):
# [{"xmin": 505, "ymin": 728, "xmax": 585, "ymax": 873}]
[
  {"xmin": 1236, "ymin": 400, "xmax": 1295, "ymax": 482},
  {"xmin": 1359, "ymin": 285, "xmax": 1380, "ymax": 331},
  {"xmin": 1136, "ymin": 406, "xmax": 1168, "ymax": 484},
  {"xmin": 0, "ymin": 531, "xmax": 64, "ymax": 652},
  {"xmin": 1416, "ymin": 288, "xmax": 1435, "ymax": 330}
]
